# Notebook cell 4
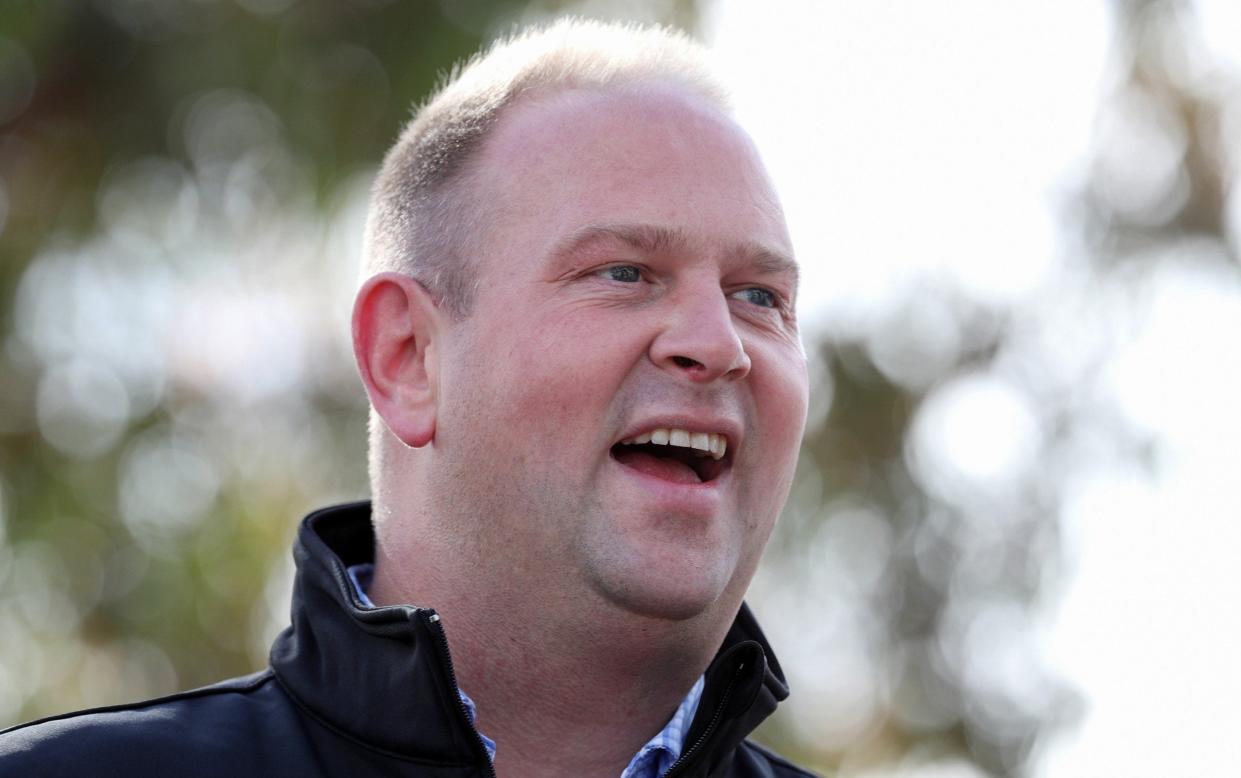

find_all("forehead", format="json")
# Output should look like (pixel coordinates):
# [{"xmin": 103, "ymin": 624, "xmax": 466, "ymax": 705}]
[{"xmin": 468, "ymin": 84, "xmax": 793, "ymax": 270}]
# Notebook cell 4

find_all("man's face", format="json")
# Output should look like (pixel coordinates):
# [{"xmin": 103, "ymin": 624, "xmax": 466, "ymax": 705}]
[{"xmin": 432, "ymin": 86, "xmax": 808, "ymax": 622}]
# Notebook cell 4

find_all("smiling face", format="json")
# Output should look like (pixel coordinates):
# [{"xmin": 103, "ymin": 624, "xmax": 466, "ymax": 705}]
[{"xmin": 430, "ymin": 85, "xmax": 809, "ymax": 622}]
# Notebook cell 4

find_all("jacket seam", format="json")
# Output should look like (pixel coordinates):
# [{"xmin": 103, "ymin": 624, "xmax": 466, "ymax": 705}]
[{"xmin": 0, "ymin": 670, "xmax": 277, "ymax": 737}]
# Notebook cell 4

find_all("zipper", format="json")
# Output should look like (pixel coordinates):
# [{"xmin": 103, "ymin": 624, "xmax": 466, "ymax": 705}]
[
  {"xmin": 661, "ymin": 661, "xmax": 746, "ymax": 778},
  {"xmin": 423, "ymin": 610, "xmax": 498, "ymax": 778}
]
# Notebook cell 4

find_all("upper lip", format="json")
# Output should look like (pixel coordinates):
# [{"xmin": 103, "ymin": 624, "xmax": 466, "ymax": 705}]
[{"xmin": 614, "ymin": 415, "xmax": 743, "ymax": 459}]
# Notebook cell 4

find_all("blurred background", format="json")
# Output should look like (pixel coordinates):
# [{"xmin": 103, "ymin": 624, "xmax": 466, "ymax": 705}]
[{"xmin": 1, "ymin": 0, "xmax": 1239, "ymax": 775}]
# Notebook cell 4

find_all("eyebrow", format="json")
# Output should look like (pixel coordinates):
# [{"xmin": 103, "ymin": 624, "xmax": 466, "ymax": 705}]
[
  {"xmin": 552, "ymin": 223, "xmax": 689, "ymax": 257},
  {"xmin": 552, "ymin": 222, "xmax": 799, "ymax": 286}
]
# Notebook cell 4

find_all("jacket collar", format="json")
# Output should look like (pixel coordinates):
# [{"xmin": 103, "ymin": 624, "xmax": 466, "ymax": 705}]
[{"xmin": 270, "ymin": 501, "xmax": 790, "ymax": 771}]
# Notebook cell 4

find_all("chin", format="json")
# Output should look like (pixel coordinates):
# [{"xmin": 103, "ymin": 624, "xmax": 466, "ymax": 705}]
[
  {"xmin": 598, "ymin": 582, "xmax": 723, "ymax": 622},
  {"xmin": 584, "ymin": 550, "xmax": 738, "ymax": 623}
]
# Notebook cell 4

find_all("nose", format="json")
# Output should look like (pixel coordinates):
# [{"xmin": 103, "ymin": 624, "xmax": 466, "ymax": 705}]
[{"xmin": 650, "ymin": 290, "xmax": 751, "ymax": 383}]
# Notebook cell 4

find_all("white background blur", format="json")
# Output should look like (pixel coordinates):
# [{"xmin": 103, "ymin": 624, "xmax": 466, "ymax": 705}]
[{"xmin": 704, "ymin": 1, "xmax": 1241, "ymax": 776}]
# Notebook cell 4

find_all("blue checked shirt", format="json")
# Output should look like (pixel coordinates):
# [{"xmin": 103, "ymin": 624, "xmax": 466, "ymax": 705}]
[{"xmin": 347, "ymin": 565, "xmax": 703, "ymax": 777}]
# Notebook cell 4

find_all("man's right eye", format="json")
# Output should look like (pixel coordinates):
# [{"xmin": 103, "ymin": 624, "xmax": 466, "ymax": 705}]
[{"xmin": 602, "ymin": 265, "xmax": 642, "ymax": 283}]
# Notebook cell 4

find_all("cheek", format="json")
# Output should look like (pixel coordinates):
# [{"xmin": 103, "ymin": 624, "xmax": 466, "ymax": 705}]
[
  {"xmin": 744, "ymin": 350, "xmax": 809, "ymax": 493},
  {"xmin": 756, "ymin": 347, "xmax": 810, "ymax": 438},
  {"xmin": 461, "ymin": 310, "xmax": 646, "ymax": 434},
  {"xmin": 516, "ymin": 310, "xmax": 646, "ymax": 389}
]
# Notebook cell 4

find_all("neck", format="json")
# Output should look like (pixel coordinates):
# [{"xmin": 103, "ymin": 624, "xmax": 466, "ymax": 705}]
[
  {"xmin": 369, "ymin": 533, "xmax": 732, "ymax": 778},
  {"xmin": 459, "ymin": 611, "xmax": 705, "ymax": 778}
]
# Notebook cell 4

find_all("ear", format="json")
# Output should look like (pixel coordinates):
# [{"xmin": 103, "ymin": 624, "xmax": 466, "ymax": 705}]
[{"xmin": 352, "ymin": 272, "xmax": 442, "ymax": 448}]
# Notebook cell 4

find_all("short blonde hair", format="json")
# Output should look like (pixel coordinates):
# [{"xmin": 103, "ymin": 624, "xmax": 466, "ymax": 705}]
[
  {"xmin": 362, "ymin": 17, "xmax": 730, "ymax": 316},
  {"xmin": 362, "ymin": 18, "xmax": 731, "ymax": 494}
]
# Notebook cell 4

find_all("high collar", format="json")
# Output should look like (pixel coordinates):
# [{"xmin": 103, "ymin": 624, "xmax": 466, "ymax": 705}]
[{"xmin": 269, "ymin": 501, "xmax": 791, "ymax": 774}]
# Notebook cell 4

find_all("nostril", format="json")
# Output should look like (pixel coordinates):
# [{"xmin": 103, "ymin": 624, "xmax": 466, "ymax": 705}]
[{"xmin": 672, "ymin": 356, "xmax": 701, "ymax": 369}]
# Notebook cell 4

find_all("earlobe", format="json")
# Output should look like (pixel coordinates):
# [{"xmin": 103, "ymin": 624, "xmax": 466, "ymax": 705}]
[{"xmin": 352, "ymin": 272, "xmax": 440, "ymax": 448}]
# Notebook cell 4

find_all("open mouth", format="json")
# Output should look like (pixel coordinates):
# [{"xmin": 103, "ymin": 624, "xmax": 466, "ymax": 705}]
[{"xmin": 610, "ymin": 428, "xmax": 731, "ymax": 485}]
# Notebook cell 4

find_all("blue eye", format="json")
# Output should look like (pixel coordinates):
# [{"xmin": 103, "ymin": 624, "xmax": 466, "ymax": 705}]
[
  {"xmin": 737, "ymin": 287, "xmax": 778, "ymax": 308},
  {"xmin": 604, "ymin": 265, "xmax": 642, "ymax": 283}
]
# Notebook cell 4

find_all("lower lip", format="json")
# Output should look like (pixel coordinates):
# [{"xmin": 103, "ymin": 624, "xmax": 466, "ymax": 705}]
[{"xmin": 608, "ymin": 455, "xmax": 726, "ymax": 518}]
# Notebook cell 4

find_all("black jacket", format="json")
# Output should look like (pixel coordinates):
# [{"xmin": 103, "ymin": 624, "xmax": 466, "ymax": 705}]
[{"xmin": 0, "ymin": 502, "xmax": 815, "ymax": 777}]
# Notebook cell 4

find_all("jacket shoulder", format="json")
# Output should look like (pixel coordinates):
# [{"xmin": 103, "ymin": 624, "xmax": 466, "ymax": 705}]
[
  {"xmin": 0, "ymin": 670, "xmax": 288, "ymax": 777},
  {"xmin": 731, "ymin": 738, "xmax": 824, "ymax": 777}
]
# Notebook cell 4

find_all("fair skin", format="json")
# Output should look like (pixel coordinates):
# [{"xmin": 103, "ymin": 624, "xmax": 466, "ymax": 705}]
[{"xmin": 354, "ymin": 84, "xmax": 809, "ymax": 777}]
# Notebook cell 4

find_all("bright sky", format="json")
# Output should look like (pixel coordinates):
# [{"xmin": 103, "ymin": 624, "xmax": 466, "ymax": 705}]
[{"xmin": 705, "ymin": 1, "xmax": 1241, "ymax": 775}]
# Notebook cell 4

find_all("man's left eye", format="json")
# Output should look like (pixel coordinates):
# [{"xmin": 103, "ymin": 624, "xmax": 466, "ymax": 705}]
[
  {"xmin": 603, "ymin": 265, "xmax": 642, "ymax": 283},
  {"xmin": 735, "ymin": 287, "xmax": 778, "ymax": 308}
]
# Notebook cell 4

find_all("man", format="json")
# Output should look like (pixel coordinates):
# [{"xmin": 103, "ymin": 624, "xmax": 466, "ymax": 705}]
[{"xmin": 0, "ymin": 19, "xmax": 813, "ymax": 778}]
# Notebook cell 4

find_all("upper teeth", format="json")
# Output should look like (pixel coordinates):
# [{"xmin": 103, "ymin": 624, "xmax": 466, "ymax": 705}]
[{"xmin": 622, "ymin": 428, "xmax": 727, "ymax": 460}]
